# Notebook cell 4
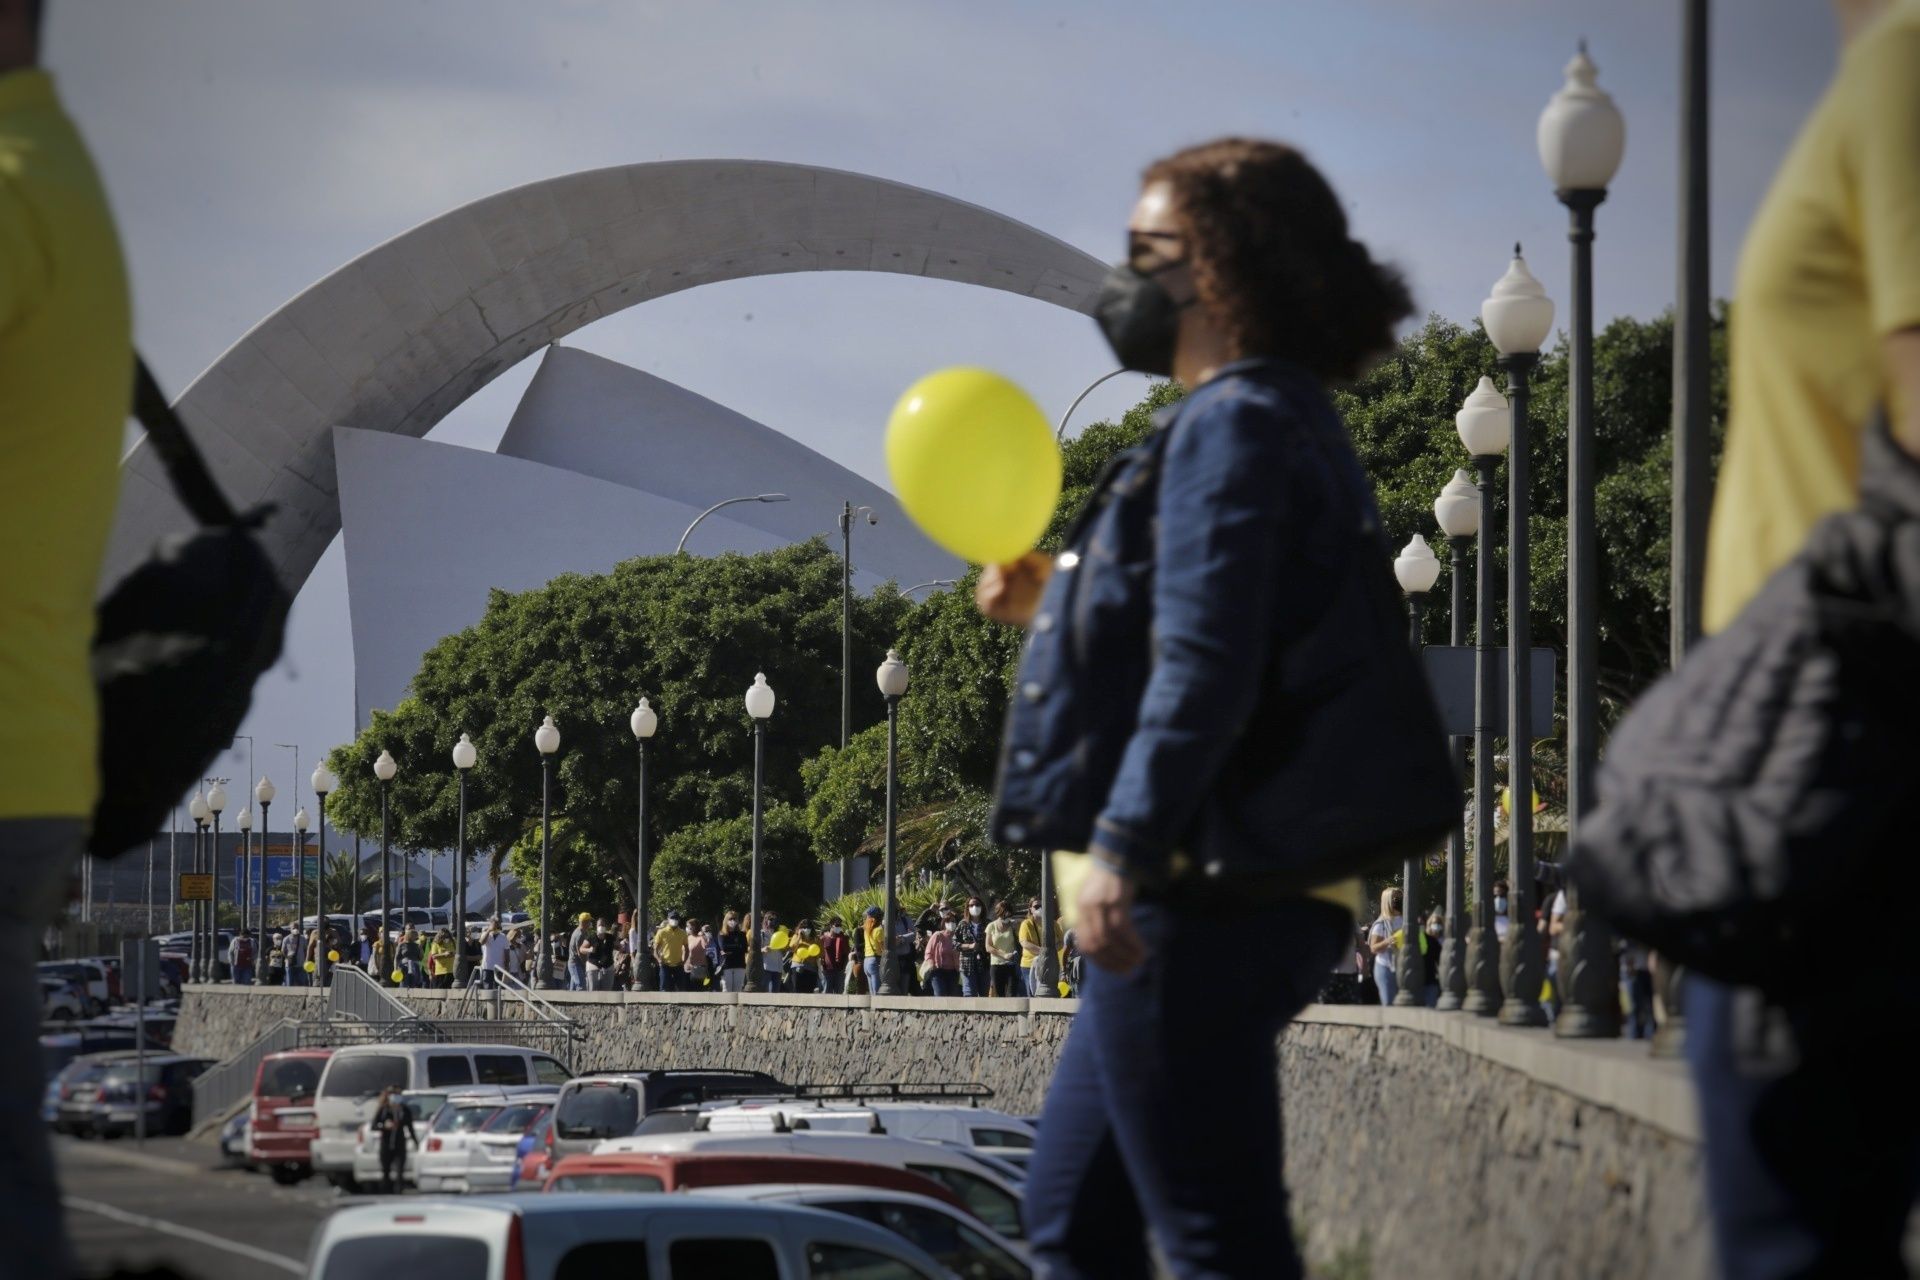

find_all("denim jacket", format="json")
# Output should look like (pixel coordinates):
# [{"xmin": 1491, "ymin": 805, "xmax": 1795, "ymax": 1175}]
[{"xmin": 990, "ymin": 358, "xmax": 1450, "ymax": 890}]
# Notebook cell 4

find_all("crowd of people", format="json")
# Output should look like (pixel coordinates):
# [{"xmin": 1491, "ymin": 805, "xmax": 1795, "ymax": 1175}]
[{"xmin": 217, "ymin": 893, "xmax": 1083, "ymax": 998}]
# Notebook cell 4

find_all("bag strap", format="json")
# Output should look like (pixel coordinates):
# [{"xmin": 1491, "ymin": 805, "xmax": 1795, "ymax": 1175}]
[{"xmin": 132, "ymin": 356, "xmax": 240, "ymax": 528}]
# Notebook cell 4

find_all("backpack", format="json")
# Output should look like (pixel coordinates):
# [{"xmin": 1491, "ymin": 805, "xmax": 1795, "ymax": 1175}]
[
  {"xmin": 1568, "ymin": 421, "xmax": 1920, "ymax": 994},
  {"xmin": 233, "ymin": 936, "xmax": 254, "ymax": 968}
]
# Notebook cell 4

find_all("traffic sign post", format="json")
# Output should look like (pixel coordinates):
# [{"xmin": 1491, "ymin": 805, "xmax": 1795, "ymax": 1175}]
[{"xmin": 178, "ymin": 873, "xmax": 214, "ymax": 903}]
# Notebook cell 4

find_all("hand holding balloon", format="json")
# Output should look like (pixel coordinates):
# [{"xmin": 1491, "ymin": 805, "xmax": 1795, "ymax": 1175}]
[
  {"xmin": 975, "ymin": 553, "xmax": 1053, "ymax": 628},
  {"xmin": 886, "ymin": 368, "xmax": 1061, "ymax": 565}
]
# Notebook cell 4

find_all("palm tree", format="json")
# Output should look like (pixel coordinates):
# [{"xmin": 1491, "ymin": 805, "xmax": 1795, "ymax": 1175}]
[{"xmin": 270, "ymin": 849, "xmax": 378, "ymax": 924}]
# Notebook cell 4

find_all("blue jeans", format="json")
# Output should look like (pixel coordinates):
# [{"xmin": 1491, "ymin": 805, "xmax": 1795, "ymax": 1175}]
[
  {"xmin": 567, "ymin": 960, "xmax": 587, "ymax": 991},
  {"xmin": 863, "ymin": 957, "xmax": 881, "ymax": 993},
  {"xmin": 1372, "ymin": 958, "xmax": 1397, "ymax": 1008},
  {"xmin": 1687, "ymin": 974, "xmax": 1919, "ymax": 1278},
  {"xmin": 929, "ymin": 969, "xmax": 960, "ymax": 998},
  {"xmin": 1025, "ymin": 896, "xmax": 1347, "ymax": 1279}
]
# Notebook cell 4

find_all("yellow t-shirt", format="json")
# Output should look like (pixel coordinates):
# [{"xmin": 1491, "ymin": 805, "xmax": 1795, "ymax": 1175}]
[
  {"xmin": 652, "ymin": 924, "xmax": 688, "ymax": 967},
  {"xmin": 1704, "ymin": 4, "xmax": 1920, "ymax": 632},
  {"xmin": 0, "ymin": 70, "xmax": 132, "ymax": 820},
  {"xmin": 1017, "ymin": 916, "xmax": 1041, "ymax": 969}
]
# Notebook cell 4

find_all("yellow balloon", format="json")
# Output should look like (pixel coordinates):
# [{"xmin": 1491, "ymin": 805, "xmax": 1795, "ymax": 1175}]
[
  {"xmin": 303, "ymin": 961, "xmax": 317, "ymax": 973},
  {"xmin": 768, "ymin": 928, "xmax": 790, "ymax": 951},
  {"xmin": 886, "ymin": 368, "xmax": 1061, "ymax": 564},
  {"xmin": 326, "ymin": 950, "xmax": 340, "ymax": 963},
  {"xmin": 391, "ymin": 970, "xmax": 405, "ymax": 984},
  {"xmin": 1058, "ymin": 981, "xmax": 1072, "ymax": 997}
]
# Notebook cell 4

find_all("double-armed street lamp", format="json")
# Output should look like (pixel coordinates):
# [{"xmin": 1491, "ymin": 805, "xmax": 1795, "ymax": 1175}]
[
  {"xmin": 453, "ymin": 733, "xmax": 477, "ymax": 984},
  {"xmin": 375, "ymin": 750, "xmax": 398, "ymax": 984},
  {"xmin": 254, "ymin": 777, "xmax": 276, "ymax": 962},
  {"xmin": 1456, "ymin": 378, "xmax": 1511, "ymax": 1016},
  {"xmin": 629, "ymin": 701, "xmax": 658, "ymax": 990},
  {"xmin": 535, "ymin": 716, "xmax": 561, "ymax": 989},
  {"xmin": 875, "ymin": 651, "xmax": 910, "ymax": 996},
  {"xmin": 1432, "ymin": 471, "xmax": 1481, "ymax": 1010},
  {"xmin": 743, "ymin": 675, "xmax": 776, "ymax": 992},
  {"xmin": 1541, "ymin": 41, "xmax": 1626, "ymax": 1041},
  {"xmin": 1392, "ymin": 536, "xmax": 1441, "ymax": 1007},
  {"xmin": 1481, "ymin": 247, "xmax": 1554, "ymax": 1029},
  {"xmin": 311, "ymin": 762, "xmax": 338, "ymax": 987}
]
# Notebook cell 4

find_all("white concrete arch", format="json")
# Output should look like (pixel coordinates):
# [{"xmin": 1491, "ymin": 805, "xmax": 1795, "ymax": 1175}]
[{"xmin": 102, "ymin": 160, "xmax": 1107, "ymax": 596}]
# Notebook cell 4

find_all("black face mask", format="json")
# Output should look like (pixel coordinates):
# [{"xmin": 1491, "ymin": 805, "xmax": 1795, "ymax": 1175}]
[{"xmin": 1092, "ymin": 261, "xmax": 1189, "ymax": 376}]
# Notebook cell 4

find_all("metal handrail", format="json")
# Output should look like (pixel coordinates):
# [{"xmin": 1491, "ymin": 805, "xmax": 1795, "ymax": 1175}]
[
  {"xmin": 328, "ymin": 965, "xmax": 416, "ymax": 1024},
  {"xmin": 461, "ymin": 968, "xmax": 583, "ymax": 1045},
  {"xmin": 189, "ymin": 1017, "xmax": 302, "ymax": 1130}
]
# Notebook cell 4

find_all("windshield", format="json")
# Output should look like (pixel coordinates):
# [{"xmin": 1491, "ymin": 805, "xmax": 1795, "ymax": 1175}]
[
  {"xmin": 432, "ymin": 1105, "xmax": 499, "ymax": 1134},
  {"xmin": 555, "ymin": 1083, "xmax": 639, "ymax": 1140},
  {"xmin": 259, "ymin": 1058, "xmax": 323, "ymax": 1098},
  {"xmin": 549, "ymin": 1172, "xmax": 665, "ymax": 1193},
  {"xmin": 485, "ymin": 1103, "xmax": 548, "ymax": 1134},
  {"xmin": 321, "ymin": 1055, "xmax": 408, "ymax": 1099},
  {"xmin": 320, "ymin": 1236, "xmax": 489, "ymax": 1280}
]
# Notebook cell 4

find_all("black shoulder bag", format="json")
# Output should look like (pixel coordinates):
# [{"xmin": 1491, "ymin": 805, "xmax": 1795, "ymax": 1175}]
[{"xmin": 87, "ymin": 359, "xmax": 292, "ymax": 858}]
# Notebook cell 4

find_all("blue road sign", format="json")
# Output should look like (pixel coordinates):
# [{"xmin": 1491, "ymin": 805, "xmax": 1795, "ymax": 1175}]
[{"xmin": 235, "ymin": 855, "xmax": 320, "ymax": 906}]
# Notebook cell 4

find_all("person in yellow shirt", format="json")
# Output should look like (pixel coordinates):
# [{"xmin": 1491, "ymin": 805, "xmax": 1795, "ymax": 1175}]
[
  {"xmin": 651, "ymin": 910, "xmax": 689, "ymax": 993},
  {"xmin": 1, "ymin": 6, "xmax": 132, "ymax": 1270},
  {"xmin": 1694, "ymin": 4, "xmax": 1920, "ymax": 1275},
  {"xmin": 1016, "ymin": 898, "xmax": 1046, "ymax": 997},
  {"xmin": 861, "ymin": 905, "xmax": 884, "ymax": 994}
]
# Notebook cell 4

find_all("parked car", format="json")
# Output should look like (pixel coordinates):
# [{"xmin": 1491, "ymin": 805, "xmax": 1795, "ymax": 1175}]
[
  {"xmin": 413, "ymin": 1088, "xmax": 557, "ymax": 1194},
  {"xmin": 40, "ymin": 977, "xmax": 86, "ymax": 1021},
  {"xmin": 51, "ymin": 1051, "xmax": 143, "ymax": 1135},
  {"xmin": 219, "ymin": 1112, "xmax": 250, "ymax": 1166},
  {"xmin": 305, "ymin": 1195, "xmax": 951, "ymax": 1279},
  {"xmin": 705, "ymin": 1183, "xmax": 1036, "ymax": 1280},
  {"xmin": 310, "ymin": 1044, "xmax": 572, "ymax": 1190},
  {"xmin": 541, "ymin": 1069, "xmax": 788, "ymax": 1176},
  {"xmin": 542, "ymin": 1150, "xmax": 971, "ymax": 1209},
  {"xmin": 37, "ymin": 961, "xmax": 111, "ymax": 1014},
  {"xmin": 513, "ymin": 1107, "xmax": 556, "ymax": 1189},
  {"xmin": 88, "ymin": 1054, "xmax": 214, "ymax": 1137},
  {"xmin": 596, "ymin": 1131, "xmax": 1027, "ymax": 1242},
  {"xmin": 247, "ymin": 1048, "xmax": 332, "ymax": 1183},
  {"xmin": 79, "ymin": 956, "xmax": 124, "ymax": 1003},
  {"xmin": 695, "ymin": 1099, "xmax": 1038, "ymax": 1170}
]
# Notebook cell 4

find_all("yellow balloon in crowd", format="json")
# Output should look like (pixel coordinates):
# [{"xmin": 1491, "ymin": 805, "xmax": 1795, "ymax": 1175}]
[
  {"xmin": 886, "ymin": 368, "xmax": 1062, "ymax": 565},
  {"xmin": 303, "ymin": 961, "xmax": 317, "ymax": 973},
  {"xmin": 391, "ymin": 970, "xmax": 405, "ymax": 984},
  {"xmin": 1499, "ymin": 786, "xmax": 1546, "ymax": 816},
  {"xmin": 326, "ymin": 950, "xmax": 340, "ymax": 963},
  {"xmin": 768, "ymin": 928, "xmax": 791, "ymax": 951}
]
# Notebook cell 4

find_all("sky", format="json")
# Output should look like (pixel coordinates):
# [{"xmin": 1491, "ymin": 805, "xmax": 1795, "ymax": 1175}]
[{"xmin": 42, "ymin": 0, "xmax": 1836, "ymax": 818}]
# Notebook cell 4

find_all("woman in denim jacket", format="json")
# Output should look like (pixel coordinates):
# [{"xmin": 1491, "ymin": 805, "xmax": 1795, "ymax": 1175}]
[{"xmin": 979, "ymin": 139, "xmax": 1415, "ymax": 1280}]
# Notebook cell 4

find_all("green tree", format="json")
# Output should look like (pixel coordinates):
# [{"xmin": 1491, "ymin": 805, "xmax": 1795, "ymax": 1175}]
[{"xmin": 324, "ymin": 540, "xmax": 911, "ymax": 924}]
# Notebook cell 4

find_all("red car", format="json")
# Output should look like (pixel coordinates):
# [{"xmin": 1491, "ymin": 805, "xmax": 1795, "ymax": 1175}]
[
  {"xmin": 246, "ymin": 1048, "xmax": 331, "ymax": 1183},
  {"xmin": 541, "ymin": 1151, "xmax": 973, "ymax": 1214},
  {"xmin": 513, "ymin": 1107, "xmax": 556, "ymax": 1189}
]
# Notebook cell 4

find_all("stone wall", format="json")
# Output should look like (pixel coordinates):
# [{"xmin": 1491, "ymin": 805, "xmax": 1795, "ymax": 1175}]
[{"xmin": 175, "ymin": 986, "xmax": 1707, "ymax": 1278}]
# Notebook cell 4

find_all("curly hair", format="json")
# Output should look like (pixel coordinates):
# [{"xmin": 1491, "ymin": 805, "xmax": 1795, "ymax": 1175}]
[{"xmin": 1143, "ymin": 138, "xmax": 1412, "ymax": 384}]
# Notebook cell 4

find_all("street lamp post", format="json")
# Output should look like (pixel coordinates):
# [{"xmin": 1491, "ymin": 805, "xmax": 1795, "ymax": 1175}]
[
  {"xmin": 1482, "ymin": 246, "xmax": 1554, "ymax": 1029},
  {"xmin": 235, "ymin": 804, "xmax": 252, "ymax": 982},
  {"xmin": 207, "ymin": 781, "xmax": 227, "ymax": 981},
  {"xmin": 676, "ymin": 493, "xmax": 791, "ymax": 556},
  {"xmin": 1433, "ymin": 471, "xmax": 1481, "ymax": 1010},
  {"xmin": 902, "ymin": 580, "xmax": 957, "ymax": 598},
  {"xmin": 453, "ymin": 734, "xmax": 476, "ymax": 985},
  {"xmin": 375, "ymin": 750, "xmax": 398, "ymax": 985},
  {"xmin": 311, "ymin": 763, "xmax": 337, "ymax": 988},
  {"xmin": 188, "ymin": 791, "xmax": 209, "ymax": 981},
  {"xmin": 875, "ymin": 652, "xmax": 909, "ymax": 995},
  {"xmin": 254, "ymin": 778, "xmax": 275, "ymax": 968},
  {"xmin": 629, "ymin": 702, "xmax": 658, "ymax": 991},
  {"xmin": 839, "ymin": 501, "xmax": 877, "ymax": 898},
  {"xmin": 1457, "ymin": 379, "xmax": 1510, "ymax": 1015},
  {"xmin": 1392, "ymin": 536, "xmax": 1441, "ymax": 1007},
  {"xmin": 291, "ymin": 807, "xmax": 309, "ymax": 979},
  {"xmin": 535, "ymin": 716, "xmax": 560, "ymax": 989},
  {"xmin": 1542, "ymin": 41, "xmax": 1626, "ymax": 1041},
  {"xmin": 743, "ymin": 675, "xmax": 776, "ymax": 992}
]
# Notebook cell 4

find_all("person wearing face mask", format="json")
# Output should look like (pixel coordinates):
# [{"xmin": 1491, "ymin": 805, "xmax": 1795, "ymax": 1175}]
[
  {"xmin": 956, "ymin": 897, "xmax": 991, "ymax": 997},
  {"xmin": 979, "ymin": 140, "xmax": 1445, "ymax": 1280},
  {"xmin": 819, "ymin": 919, "xmax": 850, "ymax": 994},
  {"xmin": 923, "ymin": 909, "xmax": 962, "ymax": 997},
  {"xmin": 1492, "ymin": 879, "xmax": 1512, "ymax": 943},
  {"xmin": 1017, "ymin": 898, "xmax": 1045, "ymax": 996},
  {"xmin": 716, "ymin": 912, "xmax": 748, "ymax": 993},
  {"xmin": 986, "ymin": 900, "xmax": 1021, "ymax": 996}
]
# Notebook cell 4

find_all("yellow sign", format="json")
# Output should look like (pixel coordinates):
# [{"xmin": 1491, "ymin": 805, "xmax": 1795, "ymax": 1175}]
[{"xmin": 178, "ymin": 873, "xmax": 214, "ymax": 902}]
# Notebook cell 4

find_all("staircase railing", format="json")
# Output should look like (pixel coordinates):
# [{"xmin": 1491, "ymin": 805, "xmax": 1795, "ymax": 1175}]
[
  {"xmin": 328, "ymin": 965, "xmax": 414, "ymax": 1024},
  {"xmin": 188, "ymin": 1017, "xmax": 302, "ymax": 1130}
]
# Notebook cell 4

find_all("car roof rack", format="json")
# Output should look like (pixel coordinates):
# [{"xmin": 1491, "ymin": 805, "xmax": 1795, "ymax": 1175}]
[{"xmin": 789, "ymin": 1082, "xmax": 995, "ymax": 1106}]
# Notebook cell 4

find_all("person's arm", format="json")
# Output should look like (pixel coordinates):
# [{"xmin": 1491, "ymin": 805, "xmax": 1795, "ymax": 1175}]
[
  {"xmin": 1367, "ymin": 926, "xmax": 1394, "ymax": 956},
  {"xmin": 1855, "ymin": 26, "xmax": 1920, "ymax": 454},
  {"xmin": 1088, "ymin": 394, "xmax": 1292, "ymax": 881}
]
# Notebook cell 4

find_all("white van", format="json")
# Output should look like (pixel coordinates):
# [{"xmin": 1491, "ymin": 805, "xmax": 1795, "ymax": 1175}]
[
  {"xmin": 310, "ymin": 1043, "xmax": 572, "ymax": 1189},
  {"xmin": 306, "ymin": 1195, "xmax": 950, "ymax": 1279},
  {"xmin": 594, "ymin": 1129, "xmax": 1028, "ymax": 1242}
]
